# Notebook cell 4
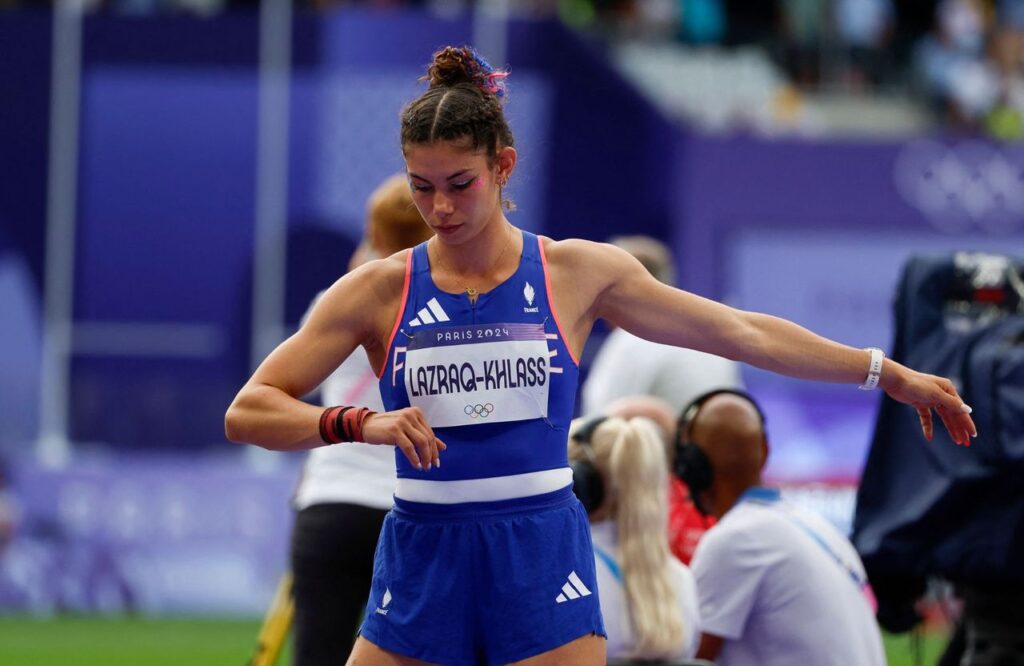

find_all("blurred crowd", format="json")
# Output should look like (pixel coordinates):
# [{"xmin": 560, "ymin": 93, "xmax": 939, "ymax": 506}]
[
  {"xmin": 3, "ymin": 0, "xmax": 1020, "ymax": 138},
  {"xmin": 575, "ymin": 0, "xmax": 1024, "ymax": 138},
  {"xmin": 913, "ymin": 0, "xmax": 1024, "ymax": 137}
]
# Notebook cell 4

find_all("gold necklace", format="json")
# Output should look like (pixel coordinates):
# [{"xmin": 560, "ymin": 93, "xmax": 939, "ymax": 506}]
[{"xmin": 432, "ymin": 224, "xmax": 514, "ymax": 305}]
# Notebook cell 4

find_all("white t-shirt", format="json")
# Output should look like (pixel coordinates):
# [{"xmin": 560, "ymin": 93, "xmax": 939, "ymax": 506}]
[
  {"xmin": 590, "ymin": 520, "xmax": 701, "ymax": 661},
  {"xmin": 582, "ymin": 328, "xmax": 743, "ymax": 414},
  {"xmin": 292, "ymin": 350, "xmax": 396, "ymax": 511},
  {"xmin": 690, "ymin": 489, "xmax": 885, "ymax": 666}
]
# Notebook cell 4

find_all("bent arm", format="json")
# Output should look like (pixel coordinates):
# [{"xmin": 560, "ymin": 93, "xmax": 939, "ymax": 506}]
[
  {"xmin": 225, "ymin": 256, "xmax": 446, "ymax": 468},
  {"xmin": 224, "ymin": 262, "xmax": 387, "ymax": 451}
]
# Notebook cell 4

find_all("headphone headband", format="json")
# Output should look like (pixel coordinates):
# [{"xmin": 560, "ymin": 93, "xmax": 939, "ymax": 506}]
[
  {"xmin": 676, "ymin": 388, "xmax": 766, "ymax": 445},
  {"xmin": 571, "ymin": 415, "xmax": 609, "ymax": 445}
]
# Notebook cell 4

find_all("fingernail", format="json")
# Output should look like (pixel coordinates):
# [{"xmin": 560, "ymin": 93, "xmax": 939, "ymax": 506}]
[
  {"xmin": 436, "ymin": 459, "xmax": 441, "ymax": 468},
  {"xmin": 961, "ymin": 404, "xmax": 973, "ymax": 414},
  {"xmin": 415, "ymin": 462, "xmax": 422, "ymax": 470}
]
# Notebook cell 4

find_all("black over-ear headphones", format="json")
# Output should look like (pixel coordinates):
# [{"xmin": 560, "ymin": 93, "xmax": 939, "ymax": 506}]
[
  {"xmin": 673, "ymin": 388, "xmax": 766, "ymax": 515},
  {"xmin": 570, "ymin": 416, "xmax": 608, "ymax": 515}
]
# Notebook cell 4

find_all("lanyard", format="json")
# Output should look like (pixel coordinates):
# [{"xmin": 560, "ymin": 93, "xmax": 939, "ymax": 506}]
[
  {"xmin": 740, "ymin": 487, "xmax": 867, "ymax": 590},
  {"xmin": 593, "ymin": 544, "xmax": 623, "ymax": 583}
]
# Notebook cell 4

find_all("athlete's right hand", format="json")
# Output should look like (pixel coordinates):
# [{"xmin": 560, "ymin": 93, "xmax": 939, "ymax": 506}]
[{"xmin": 361, "ymin": 407, "xmax": 446, "ymax": 470}]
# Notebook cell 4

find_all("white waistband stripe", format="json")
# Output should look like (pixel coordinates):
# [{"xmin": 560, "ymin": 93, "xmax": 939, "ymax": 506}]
[{"xmin": 394, "ymin": 468, "xmax": 573, "ymax": 504}]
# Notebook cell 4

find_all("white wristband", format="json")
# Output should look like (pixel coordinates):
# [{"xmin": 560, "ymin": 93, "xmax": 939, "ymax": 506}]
[{"xmin": 858, "ymin": 347, "xmax": 885, "ymax": 390}]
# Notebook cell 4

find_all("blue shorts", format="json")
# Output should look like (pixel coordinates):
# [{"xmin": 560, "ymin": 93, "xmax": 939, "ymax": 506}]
[{"xmin": 359, "ymin": 485, "xmax": 606, "ymax": 665}]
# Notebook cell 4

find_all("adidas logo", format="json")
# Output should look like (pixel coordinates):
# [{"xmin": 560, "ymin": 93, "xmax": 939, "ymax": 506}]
[
  {"xmin": 555, "ymin": 571, "xmax": 592, "ymax": 604},
  {"xmin": 375, "ymin": 587, "xmax": 391, "ymax": 616},
  {"xmin": 408, "ymin": 298, "xmax": 450, "ymax": 327}
]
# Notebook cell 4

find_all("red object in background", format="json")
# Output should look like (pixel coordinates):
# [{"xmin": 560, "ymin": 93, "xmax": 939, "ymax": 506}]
[
  {"xmin": 668, "ymin": 476, "xmax": 715, "ymax": 565},
  {"xmin": 973, "ymin": 287, "xmax": 1005, "ymax": 304}
]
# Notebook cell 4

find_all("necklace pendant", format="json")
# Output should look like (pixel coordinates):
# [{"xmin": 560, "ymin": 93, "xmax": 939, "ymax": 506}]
[{"xmin": 466, "ymin": 287, "xmax": 478, "ymax": 297}]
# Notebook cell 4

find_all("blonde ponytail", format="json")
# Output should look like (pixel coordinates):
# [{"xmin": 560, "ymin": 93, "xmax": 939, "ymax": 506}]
[
  {"xmin": 612, "ymin": 417, "xmax": 685, "ymax": 659},
  {"xmin": 569, "ymin": 417, "xmax": 685, "ymax": 659}
]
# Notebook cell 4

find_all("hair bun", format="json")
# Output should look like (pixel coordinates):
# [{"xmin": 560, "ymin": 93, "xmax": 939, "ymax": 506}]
[{"xmin": 426, "ymin": 45, "xmax": 508, "ymax": 98}]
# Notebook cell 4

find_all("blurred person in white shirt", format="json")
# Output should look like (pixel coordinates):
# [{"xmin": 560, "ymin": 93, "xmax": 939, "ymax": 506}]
[{"xmin": 677, "ymin": 390, "xmax": 885, "ymax": 666}]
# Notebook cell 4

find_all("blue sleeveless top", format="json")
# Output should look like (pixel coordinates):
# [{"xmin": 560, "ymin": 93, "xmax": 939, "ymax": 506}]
[{"xmin": 378, "ymin": 229, "xmax": 580, "ymax": 483}]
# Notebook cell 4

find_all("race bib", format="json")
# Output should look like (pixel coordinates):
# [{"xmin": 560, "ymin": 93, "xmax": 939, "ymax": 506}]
[{"xmin": 402, "ymin": 323, "xmax": 551, "ymax": 428}]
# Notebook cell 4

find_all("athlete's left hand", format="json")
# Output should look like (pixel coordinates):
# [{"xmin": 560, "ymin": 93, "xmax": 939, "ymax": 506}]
[{"xmin": 879, "ymin": 360, "xmax": 977, "ymax": 446}]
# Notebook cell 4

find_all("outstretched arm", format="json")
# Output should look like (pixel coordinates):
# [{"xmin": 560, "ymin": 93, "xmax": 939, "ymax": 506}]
[
  {"xmin": 224, "ymin": 257, "xmax": 444, "ymax": 468},
  {"xmin": 582, "ymin": 242, "xmax": 976, "ymax": 445}
]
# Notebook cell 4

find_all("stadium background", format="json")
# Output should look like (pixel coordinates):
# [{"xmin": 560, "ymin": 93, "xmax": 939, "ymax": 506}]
[{"xmin": 0, "ymin": 1, "xmax": 1019, "ymax": 662}]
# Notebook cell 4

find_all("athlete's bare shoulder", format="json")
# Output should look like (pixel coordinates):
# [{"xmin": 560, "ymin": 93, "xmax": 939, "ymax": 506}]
[
  {"xmin": 535, "ymin": 237, "xmax": 649, "ymax": 348},
  {"xmin": 331, "ymin": 249, "xmax": 407, "ymax": 297},
  {"xmin": 361, "ymin": 247, "xmax": 412, "ymax": 298},
  {"xmin": 307, "ymin": 249, "xmax": 411, "ymax": 340},
  {"xmin": 539, "ymin": 236, "xmax": 639, "ymax": 290}
]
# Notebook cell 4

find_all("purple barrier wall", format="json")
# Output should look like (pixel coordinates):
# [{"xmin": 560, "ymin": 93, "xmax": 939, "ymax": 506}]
[
  {"xmin": 675, "ymin": 134, "xmax": 1024, "ymax": 301},
  {"xmin": 0, "ymin": 454, "xmax": 300, "ymax": 615},
  {"xmin": 0, "ymin": 455, "xmax": 860, "ymax": 615}
]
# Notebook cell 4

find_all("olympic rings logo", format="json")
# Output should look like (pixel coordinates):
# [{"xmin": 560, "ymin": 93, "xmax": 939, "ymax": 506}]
[
  {"xmin": 894, "ymin": 139, "xmax": 1024, "ymax": 235},
  {"xmin": 464, "ymin": 403, "xmax": 495, "ymax": 418}
]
